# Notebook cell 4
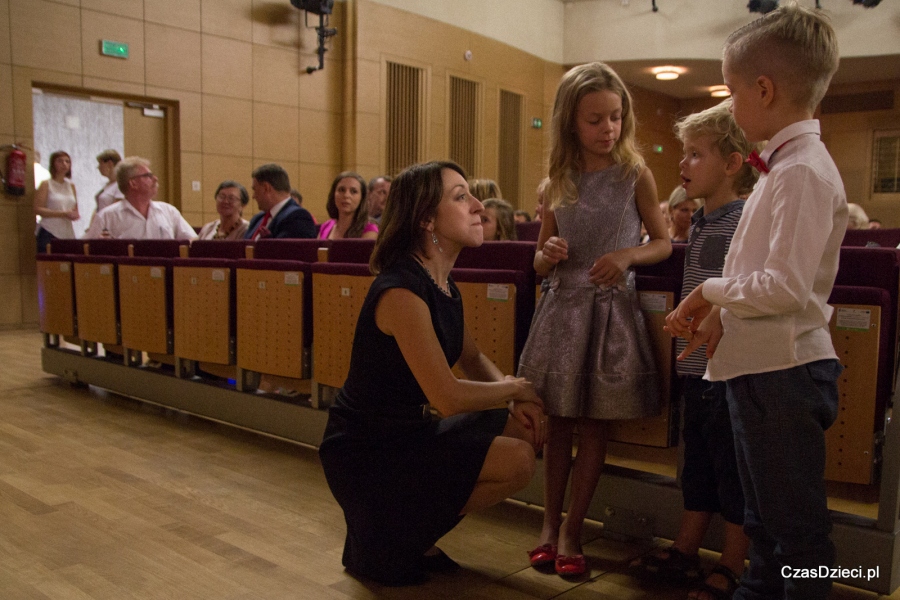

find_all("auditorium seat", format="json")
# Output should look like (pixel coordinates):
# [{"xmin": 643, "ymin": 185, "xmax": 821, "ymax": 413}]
[
  {"xmin": 842, "ymin": 228, "xmax": 900, "ymax": 248},
  {"xmin": 234, "ymin": 239, "xmax": 323, "ymax": 390},
  {"xmin": 310, "ymin": 261, "xmax": 373, "ymax": 406},
  {"xmin": 515, "ymin": 220, "xmax": 542, "ymax": 242},
  {"xmin": 117, "ymin": 241, "xmax": 183, "ymax": 364},
  {"xmin": 36, "ymin": 242, "xmax": 83, "ymax": 345},
  {"xmin": 826, "ymin": 284, "xmax": 892, "ymax": 484}
]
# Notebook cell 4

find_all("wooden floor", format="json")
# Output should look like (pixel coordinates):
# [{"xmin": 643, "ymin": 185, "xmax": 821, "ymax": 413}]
[{"xmin": 0, "ymin": 328, "xmax": 895, "ymax": 599}]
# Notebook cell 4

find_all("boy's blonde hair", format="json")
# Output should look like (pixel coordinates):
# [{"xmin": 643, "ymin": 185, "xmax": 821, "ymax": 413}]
[
  {"xmin": 547, "ymin": 62, "xmax": 644, "ymax": 210},
  {"xmin": 723, "ymin": 2, "xmax": 838, "ymax": 113},
  {"xmin": 675, "ymin": 99, "xmax": 759, "ymax": 197}
]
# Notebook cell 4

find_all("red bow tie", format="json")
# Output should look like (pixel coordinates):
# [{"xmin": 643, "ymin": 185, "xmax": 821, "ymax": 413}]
[{"xmin": 746, "ymin": 150, "xmax": 769, "ymax": 174}]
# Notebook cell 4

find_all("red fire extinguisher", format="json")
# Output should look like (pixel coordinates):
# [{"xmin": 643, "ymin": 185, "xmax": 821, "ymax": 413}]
[{"xmin": 1, "ymin": 145, "xmax": 27, "ymax": 196}]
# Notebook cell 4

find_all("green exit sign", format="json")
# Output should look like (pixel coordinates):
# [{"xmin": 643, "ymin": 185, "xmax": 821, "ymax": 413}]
[{"xmin": 101, "ymin": 40, "xmax": 129, "ymax": 59}]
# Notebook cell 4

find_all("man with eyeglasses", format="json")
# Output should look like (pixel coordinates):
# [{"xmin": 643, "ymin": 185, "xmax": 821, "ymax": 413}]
[{"xmin": 83, "ymin": 156, "xmax": 197, "ymax": 240}]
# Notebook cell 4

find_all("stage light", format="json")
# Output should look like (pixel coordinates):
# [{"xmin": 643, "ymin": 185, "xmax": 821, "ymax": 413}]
[
  {"xmin": 748, "ymin": 0, "xmax": 779, "ymax": 13},
  {"xmin": 651, "ymin": 66, "xmax": 686, "ymax": 81},
  {"xmin": 709, "ymin": 85, "xmax": 731, "ymax": 98}
]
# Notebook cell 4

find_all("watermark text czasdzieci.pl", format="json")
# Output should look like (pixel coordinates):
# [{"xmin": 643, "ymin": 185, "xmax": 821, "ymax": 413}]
[{"xmin": 782, "ymin": 566, "xmax": 880, "ymax": 581}]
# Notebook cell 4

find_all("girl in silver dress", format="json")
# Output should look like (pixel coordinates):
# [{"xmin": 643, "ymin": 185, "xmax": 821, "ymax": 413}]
[{"xmin": 518, "ymin": 62, "xmax": 672, "ymax": 577}]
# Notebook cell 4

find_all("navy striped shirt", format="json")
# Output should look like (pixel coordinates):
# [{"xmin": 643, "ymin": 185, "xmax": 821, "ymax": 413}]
[{"xmin": 676, "ymin": 200, "xmax": 745, "ymax": 376}]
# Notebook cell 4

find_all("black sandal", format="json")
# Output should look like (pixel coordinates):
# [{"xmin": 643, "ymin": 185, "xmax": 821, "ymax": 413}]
[
  {"xmin": 629, "ymin": 546, "xmax": 702, "ymax": 584},
  {"xmin": 688, "ymin": 564, "xmax": 741, "ymax": 600}
]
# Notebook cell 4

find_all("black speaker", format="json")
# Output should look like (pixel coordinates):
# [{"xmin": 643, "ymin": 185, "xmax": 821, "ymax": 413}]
[{"xmin": 290, "ymin": 0, "xmax": 333, "ymax": 15}]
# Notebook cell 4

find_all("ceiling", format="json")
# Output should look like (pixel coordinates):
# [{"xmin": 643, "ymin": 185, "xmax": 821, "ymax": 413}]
[{"xmin": 602, "ymin": 54, "xmax": 900, "ymax": 99}]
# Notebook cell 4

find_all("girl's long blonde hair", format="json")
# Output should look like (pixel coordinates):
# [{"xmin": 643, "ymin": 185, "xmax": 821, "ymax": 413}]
[{"xmin": 547, "ymin": 62, "xmax": 644, "ymax": 211}]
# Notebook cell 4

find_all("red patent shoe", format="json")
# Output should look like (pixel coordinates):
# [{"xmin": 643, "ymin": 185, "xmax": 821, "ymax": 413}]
[
  {"xmin": 555, "ymin": 553, "xmax": 586, "ymax": 576},
  {"xmin": 528, "ymin": 543, "xmax": 557, "ymax": 567}
]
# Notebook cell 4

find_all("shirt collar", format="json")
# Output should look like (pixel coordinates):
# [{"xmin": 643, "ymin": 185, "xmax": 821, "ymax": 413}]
[
  {"xmin": 123, "ymin": 198, "xmax": 153, "ymax": 219},
  {"xmin": 694, "ymin": 199, "xmax": 745, "ymax": 225},
  {"xmin": 761, "ymin": 119, "xmax": 820, "ymax": 166}
]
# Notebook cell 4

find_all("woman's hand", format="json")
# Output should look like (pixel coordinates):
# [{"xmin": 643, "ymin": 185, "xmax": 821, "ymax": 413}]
[
  {"xmin": 504, "ymin": 376, "xmax": 545, "ymax": 451},
  {"xmin": 66, "ymin": 208, "xmax": 80, "ymax": 221},
  {"xmin": 589, "ymin": 249, "xmax": 630, "ymax": 286},
  {"xmin": 541, "ymin": 236, "xmax": 568, "ymax": 267}
]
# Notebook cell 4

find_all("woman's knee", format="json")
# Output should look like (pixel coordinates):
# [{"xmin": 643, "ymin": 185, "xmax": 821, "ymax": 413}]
[{"xmin": 508, "ymin": 439, "xmax": 537, "ymax": 489}]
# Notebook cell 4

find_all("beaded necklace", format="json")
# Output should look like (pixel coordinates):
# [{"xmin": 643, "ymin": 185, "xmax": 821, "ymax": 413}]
[
  {"xmin": 214, "ymin": 219, "xmax": 241, "ymax": 240},
  {"xmin": 412, "ymin": 254, "xmax": 452, "ymax": 297}
]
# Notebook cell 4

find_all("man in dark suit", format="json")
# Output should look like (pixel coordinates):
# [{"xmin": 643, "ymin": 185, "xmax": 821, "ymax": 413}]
[{"xmin": 245, "ymin": 163, "xmax": 316, "ymax": 240}]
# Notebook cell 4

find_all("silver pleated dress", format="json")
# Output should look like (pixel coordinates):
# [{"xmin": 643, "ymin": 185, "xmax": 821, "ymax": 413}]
[{"xmin": 517, "ymin": 166, "xmax": 661, "ymax": 420}]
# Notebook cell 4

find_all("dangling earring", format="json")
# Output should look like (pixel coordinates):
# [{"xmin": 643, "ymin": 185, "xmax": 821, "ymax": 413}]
[{"xmin": 432, "ymin": 231, "xmax": 443, "ymax": 253}]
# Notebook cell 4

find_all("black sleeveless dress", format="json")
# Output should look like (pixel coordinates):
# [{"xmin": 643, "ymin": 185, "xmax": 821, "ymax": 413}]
[{"xmin": 318, "ymin": 255, "xmax": 508, "ymax": 586}]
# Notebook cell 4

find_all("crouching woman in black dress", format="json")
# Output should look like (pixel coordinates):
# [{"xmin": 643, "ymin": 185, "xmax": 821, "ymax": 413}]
[{"xmin": 319, "ymin": 160, "xmax": 546, "ymax": 586}]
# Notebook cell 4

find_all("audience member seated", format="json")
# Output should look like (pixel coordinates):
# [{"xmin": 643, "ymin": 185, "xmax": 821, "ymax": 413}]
[
  {"xmin": 468, "ymin": 178, "xmax": 503, "ymax": 202},
  {"xmin": 367, "ymin": 175, "xmax": 392, "ymax": 225},
  {"xmin": 481, "ymin": 198, "xmax": 517, "ymax": 241},
  {"xmin": 245, "ymin": 163, "xmax": 317, "ymax": 240},
  {"xmin": 318, "ymin": 172, "xmax": 378, "ymax": 240},
  {"xmin": 198, "ymin": 181, "xmax": 250, "ymax": 240},
  {"xmin": 92, "ymin": 149, "xmax": 124, "ymax": 224},
  {"xmin": 667, "ymin": 186, "xmax": 701, "ymax": 243},
  {"xmin": 290, "ymin": 188, "xmax": 317, "ymax": 225},
  {"xmin": 514, "ymin": 210, "xmax": 532, "ymax": 223},
  {"xmin": 84, "ymin": 156, "xmax": 197, "ymax": 240},
  {"xmin": 34, "ymin": 150, "xmax": 80, "ymax": 253},
  {"xmin": 847, "ymin": 203, "xmax": 870, "ymax": 230}
]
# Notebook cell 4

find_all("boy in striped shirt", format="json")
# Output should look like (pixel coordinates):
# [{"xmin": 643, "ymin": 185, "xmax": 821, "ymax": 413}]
[{"xmin": 634, "ymin": 99, "xmax": 758, "ymax": 600}]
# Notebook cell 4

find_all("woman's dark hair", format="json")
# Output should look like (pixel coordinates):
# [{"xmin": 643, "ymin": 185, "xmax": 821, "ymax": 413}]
[
  {"xmin": 325, "ymin": 171, "xmax": 368, "ymax": 238},
  {"xmin": 48, "ymin": 151, "xmax": 72, "ymax": 178},
  {"xmin": 370, "ymin": 161, "xmax": 466, "ymax": 274},
  {"xmin": 215, "ymin": 180, "xmax": 249, "ymax": 206}
]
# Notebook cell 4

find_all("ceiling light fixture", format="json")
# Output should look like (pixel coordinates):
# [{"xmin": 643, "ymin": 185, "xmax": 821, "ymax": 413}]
[
  {"xmin": 709, "ymin": 85, "xmax": 731, "ymax": 98},
  {"xmin": 651, "ymin": 66, "xmax": 685, "ymax": 81}
]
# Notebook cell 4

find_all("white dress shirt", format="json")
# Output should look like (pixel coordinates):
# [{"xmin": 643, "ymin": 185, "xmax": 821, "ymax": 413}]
[
  {"xmin": 702, "ymin": 120, "xmax": 848, "ymax": 381},
  {"xmin": 95, "ymin": 180, "xmax": 125, "ymax": 212},
  {"xmin": 83, "ymin": 199, "xmax": 198, "ymax": 240}
]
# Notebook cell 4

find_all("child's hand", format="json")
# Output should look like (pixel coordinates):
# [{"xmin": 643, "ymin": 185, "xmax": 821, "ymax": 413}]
[
  {"xmin": 665, "ymin": 284, "xmax": 712, "ymax": 338},
  {"xmin": 589, "ymin": 250, "xmax": 629, "ymax": 287},
  {"xmin": 541, "ymin": 236, "xmax": 568, "ymax": 266},
  {"xmin": 676, "ymin": 306, "xmax": 723, "ymax": 361}
]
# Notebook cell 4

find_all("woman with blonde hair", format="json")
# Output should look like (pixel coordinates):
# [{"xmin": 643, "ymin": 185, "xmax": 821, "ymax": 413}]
[{"xmin": 468, "ymin": 178, "xmax": 502, "ymax": 202}]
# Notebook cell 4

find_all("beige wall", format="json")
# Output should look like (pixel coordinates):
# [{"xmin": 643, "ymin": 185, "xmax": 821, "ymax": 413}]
[
  {"xmin": 366, "ymin": 0, "xmax": 564, "ymax": 64},
  {"xmin": 820, "ymin": 81, "xmax": 900, "ymax": 228},
  {"xmin": 347, "ymin": 0, "xmax": 564, "ymax": 209}
]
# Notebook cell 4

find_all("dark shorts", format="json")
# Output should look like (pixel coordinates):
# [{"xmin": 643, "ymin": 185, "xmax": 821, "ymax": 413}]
[{"xmin": 680, "ymin": 376, "xmax": 745, "ymax": 525}]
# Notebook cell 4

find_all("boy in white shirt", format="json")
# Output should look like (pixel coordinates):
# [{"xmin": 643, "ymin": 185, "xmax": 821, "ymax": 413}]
[{"xmin": 666, "ymin": 4, "xmax": 847, "ymax": 599}]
